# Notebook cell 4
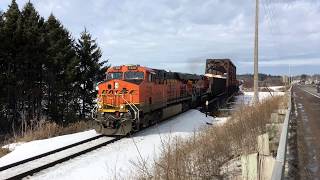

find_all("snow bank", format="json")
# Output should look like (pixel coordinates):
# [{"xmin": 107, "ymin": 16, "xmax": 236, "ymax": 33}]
[
  {"xmin": 27, "ymin": 110, "xmax": 218, "ymax": 180},
  {"xmin": 0, "ymin": 130, "xmax": 99, "ymax": 167}
]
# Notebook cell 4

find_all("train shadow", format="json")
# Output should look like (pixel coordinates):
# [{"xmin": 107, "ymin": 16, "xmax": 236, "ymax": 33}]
[
  {"xmin": 131, "ymin": 109, "xmax": 214, "ymax": 138},
  {"xmin": 113, "ymin": 96, "xmax": 239, "ymax": 138}
]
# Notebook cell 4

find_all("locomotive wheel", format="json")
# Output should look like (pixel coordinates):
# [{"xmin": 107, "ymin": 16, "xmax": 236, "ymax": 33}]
[{"xmin": 96, "ymin": 120, "xmax": 133, "ymax": 136}]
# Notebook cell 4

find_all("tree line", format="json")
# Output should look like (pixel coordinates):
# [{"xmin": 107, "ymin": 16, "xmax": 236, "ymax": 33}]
[
  {"xmin": 237, "ymin": 73, "xmax": 284, "ymax": 88},
  {"xmin": 0, "ymin": 0, "xmax": 108, "ymax": 134}
]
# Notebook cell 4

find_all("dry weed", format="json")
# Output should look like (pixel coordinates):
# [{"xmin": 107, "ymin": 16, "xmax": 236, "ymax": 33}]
[
  {"xmin": 15, "ymin": 120, "xmax": 94, "ymax": 143},
  {"xmin": 138, "ymin": 95, "xmax": 287, "ymax": 180},
  {"xmin": 0, "ymin": 147, "xmax": 10, "ymax": 157}
]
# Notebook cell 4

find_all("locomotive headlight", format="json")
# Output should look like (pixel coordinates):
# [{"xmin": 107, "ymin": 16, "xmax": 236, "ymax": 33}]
[
  {"xmin": 120, "ymin": 105, "xmax": 125, "ymax": 109},
  {"xmin": 98, "ymin": 104, "xmax": 102, "ymax": 109},
  {"xmin": 115, "ymin": 82, "xmax": 119, "ymax": 89}
]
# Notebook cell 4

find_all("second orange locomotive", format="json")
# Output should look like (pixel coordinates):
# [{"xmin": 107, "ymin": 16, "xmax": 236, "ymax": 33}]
[{"xmin": 93, "ymin": 59, "xmax": 237, "ymax": 135}]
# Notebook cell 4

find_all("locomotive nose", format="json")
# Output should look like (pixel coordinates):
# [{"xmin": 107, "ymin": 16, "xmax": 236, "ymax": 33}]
[{"xmin": 97, "ymin": 79, "xmax": 139, "ymax": 109}]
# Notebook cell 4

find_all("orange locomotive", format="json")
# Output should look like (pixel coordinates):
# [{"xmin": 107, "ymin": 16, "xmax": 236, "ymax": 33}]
[{"xmin": 93, "ymin": 59, "xmax": 237, "ymax": 135}]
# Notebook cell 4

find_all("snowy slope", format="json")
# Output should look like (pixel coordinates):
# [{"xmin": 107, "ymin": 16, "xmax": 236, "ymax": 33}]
[
  {"xmin": 0, "ymin": 130, "xmax": 99, "ymax": 167},
  {"xmin": 21, "ymin": 110, "xmax": 216, "ymax": 180}
]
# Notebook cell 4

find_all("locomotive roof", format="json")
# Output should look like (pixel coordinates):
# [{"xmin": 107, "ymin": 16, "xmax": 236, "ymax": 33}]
[{"xmin": 109, "ymin": 65, "xmax": 203, "ymax": 80}]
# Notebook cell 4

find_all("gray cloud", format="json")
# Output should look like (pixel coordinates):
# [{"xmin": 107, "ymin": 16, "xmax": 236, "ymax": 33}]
[{"xmin": 0, "ymin": 0, "xmax": 319, "ymax": 75}]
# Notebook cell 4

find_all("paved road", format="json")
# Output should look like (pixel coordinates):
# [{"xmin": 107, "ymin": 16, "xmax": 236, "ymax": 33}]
[{"xmin": 292, "ymin": 85, "xmax": 320, "ymax": 179}]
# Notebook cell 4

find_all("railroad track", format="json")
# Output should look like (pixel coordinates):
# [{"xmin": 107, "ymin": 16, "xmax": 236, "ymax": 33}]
[
  {"xmin": 0, "ymin": 114, "xmax": 186, "ymax": 180},
  {"xmin": 0, "ymin": 101, "xmax": 228, "ymax": 180},
  {"xmin": 0, "ymin": 135, "xmax": 120, "ymax": 180}
]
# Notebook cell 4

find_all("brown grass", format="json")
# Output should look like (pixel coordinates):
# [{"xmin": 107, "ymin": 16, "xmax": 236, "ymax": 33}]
[
  {"xmin": 138, "ymin": 95, "xmax": 288, "ymax": 180},
  {"xmin": 0, "ymin": 147, "xmax": 10, "ymax": 157},
  {"xmin": 16, "ymin": 120, "xmax": 95, "ymax": 142},
  {"xmin": 0, "ymin": 120, "xmax": 96, "ymax": 157}
]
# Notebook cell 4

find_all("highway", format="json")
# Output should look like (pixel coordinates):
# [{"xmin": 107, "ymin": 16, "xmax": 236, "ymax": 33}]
[{"xmin": 292, "ymin": 85, "xmax": 320, "ymax": 179}]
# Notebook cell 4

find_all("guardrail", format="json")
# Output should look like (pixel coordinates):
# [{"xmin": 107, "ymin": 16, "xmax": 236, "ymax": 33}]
[{"xmin": 271, "ymin": 87, "xmax": 292, "ymax": 180}]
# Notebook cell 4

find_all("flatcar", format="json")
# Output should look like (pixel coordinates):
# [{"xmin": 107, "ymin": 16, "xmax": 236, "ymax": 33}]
[{"xmin": 93, "ymin": 59, "xmax": 237, "ymax": 135}]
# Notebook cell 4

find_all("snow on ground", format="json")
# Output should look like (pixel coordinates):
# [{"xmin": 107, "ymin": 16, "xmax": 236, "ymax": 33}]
[
  {"xmin": 235, "ymin": 91, "xmax": 285, "ymax": 105},
  {"xmin": 0, "ymin": 90, "xmax": 285, "ymax": 179},
  {"xmin": 13, "ymin": 110, "xmax": 219, "ymax": 180},
  {"xmin": 2, "ymin": 142, "xmax": 25, "ymax": 152},
  {"xmin": 213, "ymin": 117, "xmax": 229, "ymax": 124},
  {"xmin": 0, "ymin": 130, "xmax": 99, "ymax": 167},
  {"xmin": 268, "ymin": 86, "xmax": 285, "ymax": 92}
]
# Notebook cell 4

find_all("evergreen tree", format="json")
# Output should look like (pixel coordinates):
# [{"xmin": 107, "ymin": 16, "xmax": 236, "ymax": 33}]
[
  {"xmin": 2, "ymin": 0, "xmax": 21, "ymax": 66},
  {"xmin": 18, "ymin": 2, "xmax": 46, "ymax": 122},
  {"xmin": 0, "ymin": 10, "xmax": 3, "ymax": 23},
  {"xmin": 0, "ymin": 11, "xmax": 5, "ymax": 90},
  {"xmin": 74, "ymin": 29, "xmax": 107, "ymax": 118},
  {"xmin": 0, "ymin": 1, "xmax": 109, "ymax": 134},
  {"xmin": 0, "ymin": 0, "xmax": 22, "ymax": 133},
  {"xmin": 0, "ymin": 10, "xmax": 6, "ymax": 133},
  {"xmin": 44, "ymin": 14, "xmax": 77, "ymax": 122}
]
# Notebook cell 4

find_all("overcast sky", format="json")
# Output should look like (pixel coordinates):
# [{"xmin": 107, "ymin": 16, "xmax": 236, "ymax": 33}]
[{"xmin": 1, "ymin": 0, "xmax": 319, "ymax": 75}]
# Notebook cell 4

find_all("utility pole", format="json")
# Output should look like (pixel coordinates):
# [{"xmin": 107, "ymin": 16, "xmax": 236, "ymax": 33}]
[
  {"xmin": 253, "ymin": 0, "xmax": 259, "ymax": 104},
  {"xmin": 289, "ymin": 64, "xmax": 291, "ymax": 85}
]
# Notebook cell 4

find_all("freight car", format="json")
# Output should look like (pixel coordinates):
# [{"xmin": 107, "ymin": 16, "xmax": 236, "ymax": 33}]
[
  {"xmin": 93, "ymin": 59, "xmax": 238, "ymax": 135},
  {"xmin": 205, "ymin": 59, "xmax": 238, "ymax": 95}
]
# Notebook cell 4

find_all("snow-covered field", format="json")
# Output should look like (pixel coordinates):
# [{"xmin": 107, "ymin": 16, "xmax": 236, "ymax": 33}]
[
  {"xmin": 242, "ymin": 91, "xmax": 285, "ymax": 104},
  {"xmin": 235, "ymin": 88, "xmax": 285, "ymax": 106},
  {"xmin": 0, "ymin": 88, "xmax": 285, "ymax": 179}
]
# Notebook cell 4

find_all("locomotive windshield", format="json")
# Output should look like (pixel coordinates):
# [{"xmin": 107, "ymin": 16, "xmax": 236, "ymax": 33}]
[
  {"xmin": 124, "ymin": 72, "xmax": 144, "ymax": 80},
  {"xmin": 106, "ymin": 72, "xmax": 123, "ymax": 80}
]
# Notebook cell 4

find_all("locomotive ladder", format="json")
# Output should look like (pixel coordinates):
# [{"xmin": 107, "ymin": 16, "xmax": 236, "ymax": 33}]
[{"xmin": 121, "ymin": 95, "xmax": 140, "ymax": 124}]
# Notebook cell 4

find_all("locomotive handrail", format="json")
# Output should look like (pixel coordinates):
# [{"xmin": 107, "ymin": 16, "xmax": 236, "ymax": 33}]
[
  {"xmin": 91, "ymin": 105, "xmax": 100, "ymax": 122},
  {"xmin": 128, "ymin": 98, "xmax": 140, "ymax": 113},
  {"xmin": 121, "ymin": 95, "xmax": 140, "ymax": 123}
]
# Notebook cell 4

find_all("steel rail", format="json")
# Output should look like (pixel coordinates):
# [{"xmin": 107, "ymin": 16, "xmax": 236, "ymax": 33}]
[
  {"xmin": 3, "ymin": 136, "xmax": 121, "ymax": 180},
  {"xmin": 0, "ymin": 134, "xmax": 104, "ymax": 172}
]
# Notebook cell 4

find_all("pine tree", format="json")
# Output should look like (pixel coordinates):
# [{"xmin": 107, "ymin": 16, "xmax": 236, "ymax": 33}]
[
  {"xmin": 18, "ymin": 2, "xmax": 46, "ymax": 124},
  {"xmin": 44, "ymin": 14, "xmax": 77, "ymax": 122},
  {"xmin": 0, "ymin": 0, "xmax": 22, "ymax": 133},
  {"xmin": 74, "ymin": 29, "xmax": 108, "ymax": 118},
  {"xmin": 0, "ymin": 1, "xmax": 109, "ymax": 133},
  {"xmin": 0, "ymin": 10, "xmax": 3, "ymax": 23},
  {"xmin": 0, "ymin": 10, "xmax": 7, "ymax": 133},
  {"xmin": 2, "ymin": 0, "xmax": 21, "ymax": 63},
  {"xmin": 0, "ymin": 11, "xmax": 5, "ymax": 90}
]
